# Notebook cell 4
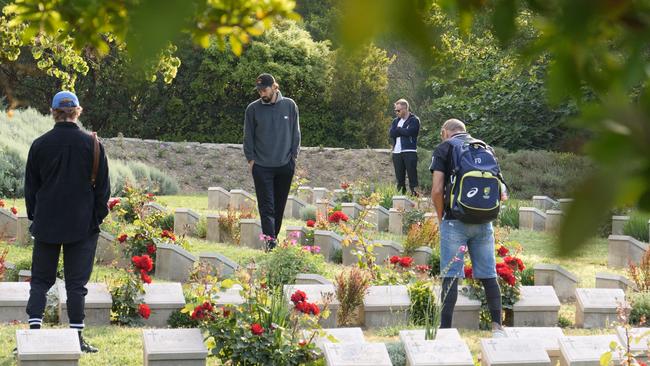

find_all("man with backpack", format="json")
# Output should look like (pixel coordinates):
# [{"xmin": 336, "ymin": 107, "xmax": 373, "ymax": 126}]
[
  {"xmin": 430, "ymin": 118, "xmax": 507, "ymax": 336},
  {"xmin": 23, "ymin": 91, "xmax": 110, "ymax": 353}
]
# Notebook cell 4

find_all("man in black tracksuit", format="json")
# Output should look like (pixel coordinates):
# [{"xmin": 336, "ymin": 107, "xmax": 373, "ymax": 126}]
[
  {"xmin": 243, "ymin": 73, "xmax": 300, "ymax": 250},
  {"xmin": 389, "ymin": 98, "xmax": 420, "ymax": 195},
  {"xmin": 24, "ymin": 91, "xmax": 110, "ymax": 353}
]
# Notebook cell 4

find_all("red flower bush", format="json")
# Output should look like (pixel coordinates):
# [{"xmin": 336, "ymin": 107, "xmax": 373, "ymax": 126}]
[
  {"xmin": 328, "ymin": 211, "xmax": 349, "ymax": 223},
  {"xmin": 290, "ymin": 290, "xmax": 307, "ymax": 304},
  {"xmin": 415, "ymin": 264, "xmax": 431, "ymax": 273},
  {"xmin": 496, "ymin": 262, "xmax": 516, "ymax": 286},
  {"xmin": 138, "ymin": 304, "xmax": 151, "ymax": 319},
  {"xmin": 161, "ymin": 230, "xmax": 176, "ymax": 241},
  {"xmin": 251, "ymin": 323, "xmax": 264, "ymax": 335},
  {"xmin": 464, "ymin": 265, "xmax": 473, "ymax": 279},
  {"xmin": 140, "ymin": 270, "xmax": 152, "ymax": 284},
  {"xmin": 118, "ymin": 234, "xmax": 128, "ymax": 243},
  {"xmin": 306, "ymin": 219, "xmax": 315, "ymax": 227},
  {"xmin": 146, "ymin": 244, "xmax": 157, "ymax": 254},
  {"xmin": 497, "ymin": 245, "xmax": 509, "ymax": 257},
  {"xmin": 504, "ymin": 256, "xmax": 525, "ymax": 271},
  {"xmin": 191, "ymin": 302, "xmax": 215, "ymax": 320},
  {"xmin": 10, "ymin": 207, "xmax": 17, "ymax": 215},
  {"xmin": 399, "ymin": 256, "xmax": 413, "ymax": 268},
  {"xmin": 290, "ymin": 290, "xmax": 320, "ymax": 316},
  {"xmin": 132, "ymin": 255, "xmax": 154, "ymax": 272},
  {"xmin": 108, "ymin": 198, "xmax": 120, "ymax": 210},
  {"xmin": 390, "ymin": 256, "xmax": 400, "ymax": 264}
]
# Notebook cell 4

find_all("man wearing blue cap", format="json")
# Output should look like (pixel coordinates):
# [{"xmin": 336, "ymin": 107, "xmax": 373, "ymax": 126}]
[
  {"xmin": 243, "ymin": 73, "xmax": 300, "ymax": 250},
  {"xmin": 23, "ymin": 91, "xmax": 110, "ymax": 353}
]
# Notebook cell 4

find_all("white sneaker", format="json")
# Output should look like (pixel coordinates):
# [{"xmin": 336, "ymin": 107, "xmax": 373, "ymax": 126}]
[{"xmin": 492, "ymin": 328, "xmax": 507, "ymax": 338}]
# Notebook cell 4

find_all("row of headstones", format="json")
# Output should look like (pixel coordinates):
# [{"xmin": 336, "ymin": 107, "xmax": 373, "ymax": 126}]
[
  {"xmin": 0, "ymin": 208, "xmax": 31, "ymax": 244},
  {"xmin": 15, "ymin": 325, "xmax": 650, "ymax": 366},
  {"xmin": 284, "ymin": 282, "xmax": 630, "ymax": 330}
]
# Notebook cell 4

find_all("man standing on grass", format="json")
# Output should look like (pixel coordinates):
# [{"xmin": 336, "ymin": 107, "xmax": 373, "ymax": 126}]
[
  {"xmin": 430, "ymin": 118, "xmax": 508, "ymax": 337},
  {"xmin": 389, "ymin": 98, "xmax": 420, "ymax": 196},
  {"xmin": 23, "ymin": 91, "xmax": 110, "ymax": 353},
  {"xmin": 243, "ymin": 73, "xmax": 300, "ymax": 251}
]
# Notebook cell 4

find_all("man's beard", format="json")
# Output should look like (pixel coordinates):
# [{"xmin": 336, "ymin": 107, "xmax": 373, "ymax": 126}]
[{"xmin": 261, "ymin": 95, "xmax": 271, "ymax": 103}]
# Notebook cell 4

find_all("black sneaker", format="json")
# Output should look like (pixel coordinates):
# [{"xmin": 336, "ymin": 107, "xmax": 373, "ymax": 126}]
[
  {"xmin": 79, "ymin": 336, "xmax": 99, "ymax": 353},
  {"xmin": 265, "ymin": 240, "xmax": 277, "ymax": 252}
]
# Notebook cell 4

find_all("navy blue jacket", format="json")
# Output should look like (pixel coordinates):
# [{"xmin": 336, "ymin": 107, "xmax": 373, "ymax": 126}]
[
  {"xmin": 24, "ymin": 122, "xmax": 111, "ymax": 243},
  {"xmin": 389, "ymin": 113, "xmax": 420, "ymax": 152}
]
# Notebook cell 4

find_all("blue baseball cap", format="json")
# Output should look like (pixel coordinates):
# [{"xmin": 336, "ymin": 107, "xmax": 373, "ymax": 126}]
[{"xmin": 51, "ymin": 91, "xmax": 79, "ymax": 109}]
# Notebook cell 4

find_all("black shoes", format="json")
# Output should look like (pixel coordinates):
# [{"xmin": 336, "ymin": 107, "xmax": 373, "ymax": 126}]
[
  {"xmin": 79, "ymin": 335, "xmax": 99, "ymax": 353},
  {"xmin": 265, "ymin": 240, "xmax": 277, "ymax": 252}
]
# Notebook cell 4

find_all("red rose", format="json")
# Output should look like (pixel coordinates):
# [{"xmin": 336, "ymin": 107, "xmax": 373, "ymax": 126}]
[
  {"xmin": 299, "ymin": 340, "xmax": 307, "ymax": 347},
  {"xmin": 139, "ymin": 304, "xmax": 151, "ymax": 319},
  {"xmin": 202, "ymin": 302, "xmax": 214, "ymax": 312},
  {"xmin": 340, "ymin": 182, "xmax": 350, "ymax": 190},
  {"xmin": 306, "ymin": 219, "xmax": 315, "ymax": 227},
  {"xmin": 221, "ymin": 307, "xmax": 231, "ymax": 317},
  {"xmin": 290, "ymin": 290, "xmax": 307, "ymax": 304},
  {"xmin": 132, "ymin": 255, "xmax": 154, "ymax": 272},
  {"xmin": 497, "ymin": 245, "xmax": 509, "ymax": 257},
  {"xmin": 191, "ymin": 306, "xmax": 204, "ymax": 320},
  {"xmin": 504, "ymin": 256, "xmax": 525, "ymax": 272},
  {"xmin": 118, "ymin": 234, "xmax": 128, "ymax": 243},
  {"xmin": 399, "ymin": 256, "xmax": 413, "ymax": 268},
  {"xmin": 0, "ymin": 199, "xmax": 4, "ymax": 207},
  {"xmin": 140, "ymin": 269, "xmax": 152, "ymax": 284},
  {"xmin": 309, "ymin": 303, "xmax": 320, "ymax": 316},
  {"xmin": 464, "ymin": 265, "xmax": 473, "ymax": 279},
  {"xmin": 147, "ymin": 193, "xmax": 155, "ymax": 200},
  {"xmin": 146, "ymin": 244, "xmax": 157, "ymax": 254},
  {"xmin": 161, "ymin": 230, "xmax": 176, "ymax": 241},
  {"xmin": 389, "ymin": 256, "xmax": 400, "ymax": 264},
  {"xmin": 415, "ymin": 265, "xmax": 431, "ymax": 273},
  {"xmin": 10, "ymin": 207, "xmax": 17, "ymax": 215},
  {"xmin": 328, "ymin": 211, "xmax": 349, "ymax": 223},
  {"xmin": 251, "ymin": 323, "xmax": 264, "ymax": 335},
  {"xmin": 295, "ymin": 301, "xmax": 308, "ymax": 313},
  {"xmin": 108, "ymin": 198, "xmax": 120, "ymax": 210}
]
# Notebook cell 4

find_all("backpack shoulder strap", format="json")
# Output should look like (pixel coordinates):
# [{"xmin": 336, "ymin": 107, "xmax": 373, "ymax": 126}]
[{"xmin": 91, "ymin": 132, "xmax": 100, "ymax": 188}]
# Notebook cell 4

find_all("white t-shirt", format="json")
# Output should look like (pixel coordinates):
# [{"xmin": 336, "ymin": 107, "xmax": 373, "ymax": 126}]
[{"xmin": 393, "ymin": 118, "xmax": 416, "ymax": 154}]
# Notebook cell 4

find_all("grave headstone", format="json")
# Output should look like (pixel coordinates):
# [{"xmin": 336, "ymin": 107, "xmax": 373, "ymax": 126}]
[
  {"xmin": 295, "ymin": 273, "xmax": 333, "ymax": 285},
  {"xmin": 18, "ymin": 270, "xmax": 31, "ymax": 282},
  {"xmin": 286, "ymin": 226, "xmax": 308, "ymax": 245},
  {"xmin": 174, "ymin": 208, "xmax": 200, "ymax": 237},
  {"xmin": 312, "ymin": 188, "xmax": 331, "ymax": 203},
  {"xmin": 142, "ymin": 282, "xmax": 186, "ymax": 327},
  {"xmin": 442, "ymin": 286, "xmax": 482, "ymax": 329},
  {"xmin": 532, "ymin": 196, "xmax": 558, "ymax": 211},
  {"xmin": 398, "ymin": 328, "xmax": 462, "ymax": 343},
  {"xmin": 208, "ymin": 187, "xmax": 231, "ymax": 210},
  {"xmin": 372, "ymin": 240, "xmax": 403, "ymax": 265},
  {"xmin": 608, "ymin": 235, "xmax": 648, "ymax": 268},
  {"xmin": 559, "ymin": 335, "xmax": 623, "ymax": 366},
  {"xmin": 575, "ymin": 288, "xmax": 628, "ymax": 329},
  {"xmin": 545, "ymin": 210, "xmax": 563, "ymax": 232},
  {"xmin": 212, "ymin": 284, "xmax": 245, "ymax": 306},
  {"xmin": 392, "ymin": 196, "xmax": 415, "ymax": 211},
  {"xmin": 284, "ymin": 195, "xmax": 308, "ymax": 220},
  {"xmin": 558, "ymin": 198, "xmax": 573, "ymax": 212},
  {"xmin": 534, "ymin": 263, "xmax": 578, "ymax": 302},
  {"xmin": 199, "ymin": 252, "xmax": 239, "ymax": 278},
  {"xmin": 341, "ymin": 202, "xmax": 363, "ymax": 220},
  {"xmin": 412, "ymin": 246, "xmax": 432, "ymax": 266},
  {"xmin": 284, "ymin": 284, "xmax": 339, "ymax": 328},
  {"xmin": 96, "ymin": 231, "xmax": 118, "ymax": 265},
  {"xmin": 615, "ymin": 326, "xmax": 650, "ymax": 356},
  {"xmin": 480, "ymin": 338, "xmax": 550, "ymax": 366},
  {"xmin": 519, "ymin": 207, "xmax": 547, "ymax": 231},
  {"xmin": 611, "ymin": 215, "xmax": 630, "ymax": 236},
  {"xmin": 405, "ymin": 340, "xmax": 474, "ymax": 366},
  {"xmin": 363, "ymin": 285, "xmax": 410, "ymax": 328},
  {"xmin": 205, "ymin": 213, "xmax": 221, "ymax": 243},
  {"xmin": 323, "ymin": 343, "xmax": 392, "ymax": 366},
  {"xmin": 0, "ymin": 208, "xmax": 17, "ymax": 238},
  {"xmin": 15, "ymin": 213, "xmax": 31, "ymax": 245},
  {"xmin": 352, "ymin": 191, "xmax": 364, "ymax": 203},
  {"xmin": 142, "ymin": 202, "xmax": 167, "ymax": 219},
  {"xmin": 229, "ymin": 189, "xmax": 256, "ymax": 212},
  {"xmin": 240, "ymin": 219, "xmax": 263, "ymax": 250},
  {"xmin": 367, "ymin": 206, "xmax": 389, "ymax": 231},
  {"xmin": 513, "ymin": 286, "xmax": 561, "ymax": 327},
  {"xmin": 306, "ymin": 327, "xmax": 365, "ymax": 351},
  {"xmin": 16, "ymin": 329, "xmax": 81, "ymax": 366},
  {"xmin": 341, "ymin": 237, "xmax": 361, "ymax": 267},
  {"xmin": 504, "ymin": 327, "xmax": 565, "ymax": 366},
  {"xmin": 595, "ymin": 272, "xmax": 636, "ymax": 291},
  {"xmin": 143, "ymin": 328, "xmax": 208, "ymax": 366},
  {"xmin": 297, "ymin": 186, "xmax": 314, "ymax": 204},
  {"xmin": 314, "ymin": 230, "xmax": 343, "ymax": 262},
  {"xmin": 58, "ymin": 282, "xmax": 112, "ymax": 325},
  {"xmin": 155, "ymin": 244, "xmax": 196, "ymax": 283},
  {"xmin": 388, "ymin": 208, "xmax": 404, "ymax": 235},
  {"xmin": 0, "ymin": 282, "xmax": 30, "ymax": 322}
]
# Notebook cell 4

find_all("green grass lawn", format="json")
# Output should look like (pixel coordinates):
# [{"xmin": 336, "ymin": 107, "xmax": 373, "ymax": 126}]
[{"xmin": 0, "ymin": 194, "xmax": 634, "ymax": 365}]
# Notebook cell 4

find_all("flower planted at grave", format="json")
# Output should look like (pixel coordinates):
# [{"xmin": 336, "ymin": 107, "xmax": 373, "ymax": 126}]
[
  {"xmin": 217, "ymin": 206, "xmax": 256, "ymax": 245},
  {"xmin": 108, "ymin": 253, "xmax": 156, "ymax": 326},
  {"xmin": 116, "ymin": 218, "xmax": 189, "ymax": 270},
  {"xmin": 112, "ymin": 184, "xmax": 157, "ymax": 224}
]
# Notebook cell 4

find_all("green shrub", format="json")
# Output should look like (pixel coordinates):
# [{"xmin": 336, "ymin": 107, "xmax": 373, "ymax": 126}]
[
  {"xmin": 150, "ymin": 212, "xmax": 174, "ymax": 231},
  {"xmin": 332, "ymin": 248, "xmax": 343, "ymax": 264},
  {"xmin": 428, "ymin": 249, "xmax": 441, "ymax": 276},
  {"xmin": 373, "ymin": 183, "xmax": 400, "ymax": 210},
  {"xmin": 624, "ymin": 212, "xmax": 650, "ymax": 243},
  {"xmin": 300, "ymin": 204, "xmax": 317, "ymax": 221},
  {"xmin": 416, "ymin": 149, "xmax": 432, "ymax": 192},
  {"xmin": 257, "ymin": 243, "xmax": 327, "ymax": 289},
  {"xmin": 520, "ymin": 267, "xmax": 535, "ymax": 286},
  {"xmin": 385, "ymin": 342, "xmax": 407, "ymax": 366},
  {"xmin": 557, "ymin": 314, "xmax": 572, "ymax": 328},
  {"xmin": 496, "ymin": 200, "xmax": 523, "ymax": 229},
  {"xmin": 0, "ymin": 147, "xmax": 24, "ymax": 198},
  {"xmin": 629, "ymin": 292, "xmax": 650, "ymax": 325},
  {"xmin": 195, "ymin": 216, "xmax": 207, "ymax": 239},
  {"xmin": 402, "ymin": 209, "xmax": 425, "ymax": 233},
  {"xmin": 408, "ymin": 281, "xmax": 437, "ymax": 326},
  {"xmin": 167, "ymin": 309, "xmax": 199, "ymax": 328},
  {"xmin": 4, "ymin": 259, "xmax": 31, "ymax": 281}
]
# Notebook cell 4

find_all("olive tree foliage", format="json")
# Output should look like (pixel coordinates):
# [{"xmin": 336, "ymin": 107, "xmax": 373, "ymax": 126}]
[{"xmin": 0, "ymin": 0, "xmax": 299, "ymax": 106}]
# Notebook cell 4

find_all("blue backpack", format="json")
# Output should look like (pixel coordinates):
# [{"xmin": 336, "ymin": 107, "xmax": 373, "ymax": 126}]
[{"xmin": 446, "ymin": 134, "xmax": 504, "ymax": 224}]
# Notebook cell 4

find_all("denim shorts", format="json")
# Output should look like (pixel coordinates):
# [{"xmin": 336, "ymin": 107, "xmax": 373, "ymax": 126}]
[{"xmin": 440, "ymin": 219, "xmax": 496, "ymax": 279}]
